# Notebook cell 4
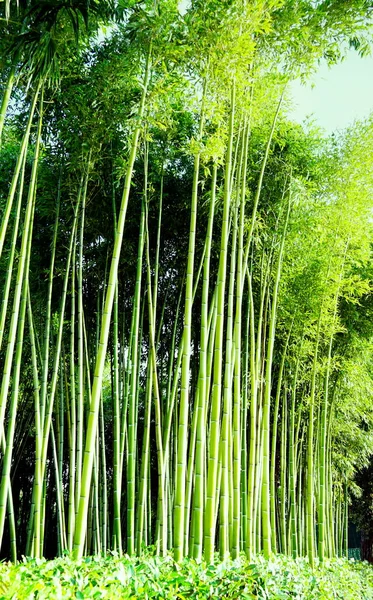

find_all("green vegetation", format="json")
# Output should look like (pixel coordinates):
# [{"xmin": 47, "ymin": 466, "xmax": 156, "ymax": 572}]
[
  {"xmin": 1, "ymin": 553, "xmax": 373, "ymax": 599},
  {"xmin": 2, "ymin": 0, "xmax": 373, "ymax": 586}
]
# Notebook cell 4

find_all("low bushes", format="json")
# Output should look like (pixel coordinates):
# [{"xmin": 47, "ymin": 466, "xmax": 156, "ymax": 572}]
[{"xmin": 0, "ymin": 553, "xmax": 372, "ymax": 599}]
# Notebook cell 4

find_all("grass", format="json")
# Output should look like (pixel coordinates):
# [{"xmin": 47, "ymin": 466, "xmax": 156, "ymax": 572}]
[{"xmin": 0, "ymin": 552, "xmax": 372, "ymax": 599}]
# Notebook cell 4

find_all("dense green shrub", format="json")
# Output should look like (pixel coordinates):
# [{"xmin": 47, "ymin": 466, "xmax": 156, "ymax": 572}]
[{"xmin": 0, "ymin": 554, "xmax": 372, "ymax": 599}]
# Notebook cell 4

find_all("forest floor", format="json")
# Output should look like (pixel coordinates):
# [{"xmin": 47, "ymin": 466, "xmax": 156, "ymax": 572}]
[{"xmin": 0, "ymin": 552, "xmax": 372, "ymax": 599}]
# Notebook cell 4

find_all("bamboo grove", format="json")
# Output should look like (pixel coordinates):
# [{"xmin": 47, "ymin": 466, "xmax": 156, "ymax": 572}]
[{"xmin": 1, "ymin": 0, "xmax": 373, "ymax": 566}]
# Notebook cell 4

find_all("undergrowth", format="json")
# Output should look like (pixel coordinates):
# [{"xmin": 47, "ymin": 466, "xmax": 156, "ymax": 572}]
[{"xmin": 0, "ymin": 553, "xmax": 372, "ymax": 599}]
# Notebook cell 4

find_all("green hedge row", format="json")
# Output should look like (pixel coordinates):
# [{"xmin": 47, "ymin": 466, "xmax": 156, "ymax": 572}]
[{"xmin": 0, "ymin": 553, "xmax": 372, "ymax": 599}]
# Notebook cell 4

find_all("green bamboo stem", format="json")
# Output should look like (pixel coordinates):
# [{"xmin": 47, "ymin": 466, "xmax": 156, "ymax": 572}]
[
  {"xmin": 0, "ymin": 64, "xmax": 15, "ymax": 145},
  {"xmin": 0, "ymin": 87, "xmax": 43, "ymax": 459},
  {"xmin": 232, "ymin": 120, "xmax": 250, "ymax": 558},
  {"xmin": 328, "ymin": 437, "xmax": 336, "ymax": 557},
  {"xmin": 192, "ymin": 163, "xmax": 217, "ymax": 560},
  {"xmin": 127, "ymin": 188, "xmax": 146, "ymax": 553},
  {"xmin": 204, "ymin": 82, "xmax": 235, "ymax": 564},
  {"xmin": 0, "ymin": 82, "xmax": 41, "ymax": 260},
  {"xmin": 36, "ymin": 195, "xmax": 82, "ymax": 555},
  {"xmin": 0, "ymin": 236, "xmax": 30, "ymax": 551},
  {"xmin": 125, "ymin": 192, "xmax": 145, "ymax": 553},
  {"xmin": 241, "ymin": 90, "xmax": 285, "ymax": 282},
  {"xmin": 184, "ymin": 388, "xmax": 199, "ymax": 556},
  {"xmin": 50, "ymin": 422, "xmax": 67, "ymax": 553},
  {"xmin": 68, "ymin": 236, "xmax": 77, "ymax": 551},
  {"xmin": 262, "ymin": 187, "xmax": 291, "ymax": 557},
  {"xmin": 299, "ymin": 457, "xmax": 305, "ymax": 556},
  {"xmin": 99, "ymin": 393, "xmax": 108, "ymax": 554},
  {"xmin": 111, "ymin": 171, "xmax": 122, "ymax": 555},
  {"xmin": 318, "ymin": 248, "xmax": 347, "ymax": 562},
  {"xmin": 58, "ymin": 367, "xmax": 65, "ymax": 538},
  {"xmin": 39, "ymin": 173, "xmax": 61, "ymax": 428},
  {"xmin": 75, "ymin": 166, "xmax": 90, "ymax": 521},
  {"xmin": 248, "ymin": 254, "xmax": 270, "ymax": 556},
  {"xmin": 254, "ymin": 407, "xmax": 264, "ymax": 554},
  {"xmin": 26, "ymin": 286, "xmax": 41, "ymax": 558},
  {"xmin": 246, "ymin": 267, "xmax": 257, "ymax": 557},
  {"xmin": 136, "ymin": 359, "xmax": 152, "ymax": 553},
  {"xmin": 93, "ymin": 432, "xmax": 101, "ymax": 554},
  {"xmin": 145, "ymin": 198, "xmax": 166, "ymax": 555},
  {"xmin": 0, "ymin": 150, "xmax": 26, "ymax": 351},
  {"xmin": 73, "ymin": 44, "xmax": 152, "ymax": 559},
  {"xmin": 174, "ymin": 76, "xmax": 207, "ymax": 563},
  {"xmin": 279, "ymin": 388, "xmax": 288, "ymax": 554},
  {"xmin": 344, "ymin": 478, "xmax": 348, "ymax": 558},
  {"xmin": 162, "ymin": 249, "xmax": 206, "ymax": 463},
  {"xmin": 269, "ymin": 320, "xmax": 293, "ymax": 553},
  {"xmin": 7, "ymin": 487, "xmax": 16, "ymax": 562},
  {"xmin": 307, "ymin": 313, "xmax": 322, "ymax": 569},
  {"xmin": 220, "ymin": 189, "xmax": 239, "ymax": 559},
  {"xmin": 240, "ymin": 308, "xmax": 250, "ymax": 549},
  {"xmin": 289, "ymin": 355, "xmax": 301, "ymax": 558}
]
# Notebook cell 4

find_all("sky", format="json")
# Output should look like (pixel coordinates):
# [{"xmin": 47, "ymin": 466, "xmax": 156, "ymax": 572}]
[{"xmin": 290, "ymin": 51, "xmax": 373, "ymax": 133}]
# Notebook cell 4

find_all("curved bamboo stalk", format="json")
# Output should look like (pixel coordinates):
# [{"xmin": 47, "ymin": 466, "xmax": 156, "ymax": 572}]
[
  {"xmin": 204, "ymin": 82, "xmax": 235, "ymax": 564},
  {"xmin": 174, "ymin": 76, "xmax": 207, "ymax": 562},
  {"xmin": 73, "ymin": 44, "xmax": 152, "ymax": 559},
  {"xmin": 0, "ymin": 82, "xmax": 41, "ymax": 260}
]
